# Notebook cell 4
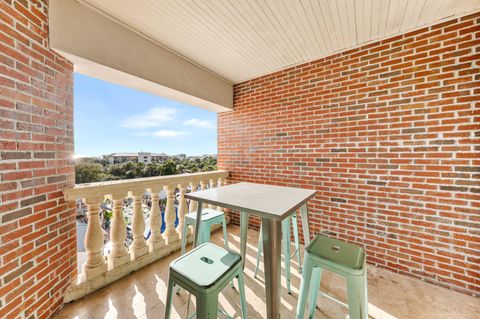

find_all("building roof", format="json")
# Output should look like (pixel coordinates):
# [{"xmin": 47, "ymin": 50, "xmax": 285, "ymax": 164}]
[{"xmin": 105, "ymin": 152, "xmax": 169, "ymax": 157}]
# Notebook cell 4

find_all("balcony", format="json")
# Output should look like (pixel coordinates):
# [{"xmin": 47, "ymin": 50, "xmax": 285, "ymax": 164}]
[{"xmin": 1, "ymin": 0, "xmax": 479, "ymax": 318}]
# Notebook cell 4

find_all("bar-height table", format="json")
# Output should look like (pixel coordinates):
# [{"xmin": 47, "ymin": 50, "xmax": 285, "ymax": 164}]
[{"xmin": 185, "ymin": 182, "xmax": 316, "ymax": 319}]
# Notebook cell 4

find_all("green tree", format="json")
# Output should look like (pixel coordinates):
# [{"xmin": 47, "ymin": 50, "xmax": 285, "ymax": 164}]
[
  {"xmin": 160, "ymin": 160, "xmax": 178, "ymax": 176},
  {"xmin": 75, "ymin": 162, "xmax": 107, "ymax": 184}
]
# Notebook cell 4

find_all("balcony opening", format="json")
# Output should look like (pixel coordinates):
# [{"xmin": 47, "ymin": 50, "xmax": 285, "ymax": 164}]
[{"xmin": 72, "ymin": 73, "xmax": 220, "ymax": 276}]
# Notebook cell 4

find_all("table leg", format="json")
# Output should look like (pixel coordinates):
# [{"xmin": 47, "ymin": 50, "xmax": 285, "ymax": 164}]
[
  {"xmin": 193, "ymin": 201, "xmax": 203, "ymax": 248},
  {"xmin": 262, "ymin": 218, "xmax": 282, "ymax": 319},
  {"xmin": 240, "ymin": 212, "xmax": 249, "ymax": 267},
  {"xmin": 300, "ymin": 203, "xmax": 311, "ymax": 245}
]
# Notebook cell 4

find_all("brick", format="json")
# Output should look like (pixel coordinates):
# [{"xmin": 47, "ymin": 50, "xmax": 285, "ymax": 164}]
[
  {"xmin": 1, "ymin": 151, "xmax": 31, "ymax": 160},
  {"xmin": 221, "ymin": 14, "xmax": 480, "ymax": 297},
  {"xmin": 2, "ymin": 207, "xmax": 32, "ymax": 224},
  {"xmin": 20, "ymin": 194, "xmax": 46, "ymax": 207},
  {"xmin": 0, "ymin": 1, "xmax": 75, "ymax": 317},
  {"xmin": 3, "ymin": 261, "xmax": 33, "ymax": 284}
]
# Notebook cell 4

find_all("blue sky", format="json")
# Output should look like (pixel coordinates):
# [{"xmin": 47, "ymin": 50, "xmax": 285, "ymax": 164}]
[{"xmin": 74, "ymin": 73, "xmax": 217, "ymax": 157}]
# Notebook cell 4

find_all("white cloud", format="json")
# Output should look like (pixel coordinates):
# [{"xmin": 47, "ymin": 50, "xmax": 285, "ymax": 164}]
[
  {"xmin": 183, "ymin": 118, "xmax": 215, "ymax": 129},
  {"xmin": 121, "ymin": 107, "xmax": 177, "ymax": 129},
  {"xmin": 153, "ymin": 130, "xmax": 189, "ymax": 138}
]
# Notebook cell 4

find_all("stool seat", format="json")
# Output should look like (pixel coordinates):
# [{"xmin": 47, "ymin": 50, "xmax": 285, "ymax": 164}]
[
  {"xmin": 306, "ymin": 235, "xmax": 364, "ymax": 270},
  {"xmin": 171, "ymin": 243, "xmax": 241, "ymax": 287},
  {"xmin": 184, "ymin": 208, "xmax": 225, "ymax": 223},
  {"xmin": 296, "ymin": 235, "xmax": 368, "ymax": 319},
  {"xmin": 165, "ymin": 243, "xmax": 248, "ymax": 318}
]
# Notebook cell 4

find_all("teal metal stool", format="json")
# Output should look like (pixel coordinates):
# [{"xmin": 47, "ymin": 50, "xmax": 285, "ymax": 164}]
[
  {"xmin": 254, "ymin": 213, "xmax": 302, "ymax": 293},
  {"xmin": 296, "ymin": 235, "xmax": 368, "ymax": 319},
  {"xmin": 181, "ymin": 208, "xmax": 229, "ymax": 255},
  {"xmin": 165, "ymin": 243, "xmax": 248, "ymax": 319}
]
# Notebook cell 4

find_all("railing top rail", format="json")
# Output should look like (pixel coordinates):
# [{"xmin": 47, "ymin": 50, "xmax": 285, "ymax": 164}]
[{"xmin": 64, "ymin": 170, "xmax": 229, "ymax": 201}]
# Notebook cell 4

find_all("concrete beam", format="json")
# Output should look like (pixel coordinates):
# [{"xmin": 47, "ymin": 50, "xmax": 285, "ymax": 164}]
[{"xmin": 49, "ymin": 0, "xmax": 232, "ymax": 112}]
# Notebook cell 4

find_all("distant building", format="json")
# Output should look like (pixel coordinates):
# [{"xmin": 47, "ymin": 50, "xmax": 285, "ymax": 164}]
[
  {"xmin": 104, "ymin": 152, "xmax": 169, "ymax": 164},
  {"xmin": 173, "ymin": 154, "xmax": 187, "ymax": 160}
]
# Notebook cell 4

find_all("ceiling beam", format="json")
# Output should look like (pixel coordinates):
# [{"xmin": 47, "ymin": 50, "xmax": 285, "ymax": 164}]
[{"xmin": 49, "ymin": 0, "xmax": 233, "ymax": 112}]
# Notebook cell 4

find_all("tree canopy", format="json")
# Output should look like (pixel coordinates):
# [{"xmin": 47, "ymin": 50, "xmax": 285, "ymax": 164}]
[{"xmin": 75, "ymin": 157, "xmax": 217, "ymax": 184}]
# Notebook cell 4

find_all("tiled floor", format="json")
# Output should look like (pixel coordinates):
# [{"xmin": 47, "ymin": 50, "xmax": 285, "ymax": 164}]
[{"xmin": 55, "ymin": 226, "xmax": 479, "ymax": 319}]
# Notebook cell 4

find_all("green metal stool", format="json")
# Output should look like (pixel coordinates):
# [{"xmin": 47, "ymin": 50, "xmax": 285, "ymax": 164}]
[
  {"xmin": 296, "ymin": 235, "xmax": 368, "ymax": 319},
  {"xmin": 165, "ymin": 243, "xmax": 248, "ymax": 319},
  {"xmin": 181, "ymin": 208, "xmax": 229, "ymax": 255},
  {"xmin": 254, "ymin": 213, "xmax": 302, "ymax": 293}
]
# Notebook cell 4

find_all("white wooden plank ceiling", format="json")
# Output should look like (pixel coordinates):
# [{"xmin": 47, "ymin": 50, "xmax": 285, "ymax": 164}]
[{"xmin": 80, "ymin": 0, "xmax": 480, "ymax": 84}]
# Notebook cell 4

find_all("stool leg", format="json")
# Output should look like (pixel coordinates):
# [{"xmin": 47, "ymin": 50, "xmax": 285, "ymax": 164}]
[
  {"xmin": 254, "ymin": 222, "xmax": 263, "ymax": 279},
  {"xmin": 240, "ymin": 212, "xmax": 249, "ymax": 270},
  {"xmin": 363, "ymin": 266, "xmax": 368, "ymax": 318},
  {"xmin": 346, "ymin": 274, "xmax": 367, "ymax": 319},
  {"xmin": 237, "ymin": 271, "xmax": 248, "ymax": 318},
  {"xmin": 308, "ymin": 267, "xmax": 322, "ymax": 319},
  {"xmin": 222, "ymin": 216, "xmax": 229, "ymax": 249},
  {"xmin": 181, "ymin": 222, "xmax": 188, "ymax": 255},
  {"xmin": 165, "ymin": 275, "xmax": 175, "ymax": 319},
  {"xmin": 200, "ymin": 223, "xmax": 211, "ymax": 244},
  {"xmin": 291, "ymin": 214, "xmax": 302, "ymax": 272},
  {"xmin": 221, "ymin": 216, "xmax": 235, "ymax": 288},
  {"xmin": 282, "ymin": 218, "xmax": 291, "ymax": 294},
  {"xmin": 178, "ymin": 223, "xmax": 189, "ymax": 294},
  {"xmin": 196, "ymin": 293, "xmax": 219, "ymax": 319},
  {"xmin": 296, "ymin": 256, "xmax": 313, "ymax": 319}
]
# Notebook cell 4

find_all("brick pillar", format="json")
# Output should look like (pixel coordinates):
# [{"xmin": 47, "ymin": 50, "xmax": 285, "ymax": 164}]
[{"xmin": 0, "ymin": 1, "xmax": 76, "ymax": 318}]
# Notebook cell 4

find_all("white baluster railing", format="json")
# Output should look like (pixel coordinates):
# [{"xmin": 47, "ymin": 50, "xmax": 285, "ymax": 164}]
[
  {"xmin": 147, "ymin": 189, "xmax": 165, "ymax": 251},
  {"xmin": 63, "ymin": 170, "xmax": 229, "ymax": 302},
  {"xmin": 107, "ymin": 196, "xmax": 129, "ymax": 269},
  {"xmin": 82, "ymin": 197, "xmax": 107, "ymax": 280},
  {"xmin": 177, "ymin": 184, "xmax": 188, "ymax": 240}
]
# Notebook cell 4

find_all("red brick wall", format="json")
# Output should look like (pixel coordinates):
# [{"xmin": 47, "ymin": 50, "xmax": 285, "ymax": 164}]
[
  {"xmin": 219, "ymin": 14, "xmax": 480, "ymax": 296},
  {"xmin": 0, "ymin": 1, "xmax": 76, "ymax": 318}
]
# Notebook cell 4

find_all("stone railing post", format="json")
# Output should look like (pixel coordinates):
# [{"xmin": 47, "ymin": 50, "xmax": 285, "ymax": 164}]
[
  {"xmin": 177, "ymin": 184, "xmax": 188, "ymax": 239},
  {"xmin": 129, "ymin": 192, "xmax": 148, "ymax": 260},
  {"xmin": 163, "ymin": 185, "xmax": 179, "ymax": 244},
  {"xmin": 82, "ymin": 197, "xmax": 107, "ymax": 280},
  {"xmin": 108, "ymin": 197, "xmax": 129, "ymax": 269},
  {"xmin": 147, "ymin": 190, "xmax": 165, "ymax": 251},
  {"xmin": 189, "ymin": 181, "xmax": 198, "ymax": 214},
  {"xmin": 188, "ymin": 182, "xmax": 198, "ymax": 235}
]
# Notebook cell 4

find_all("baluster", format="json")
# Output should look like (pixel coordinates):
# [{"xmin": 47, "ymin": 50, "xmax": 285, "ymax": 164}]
[
  {"xmin": 147, "ymin": 189, "xmax": 165, "ymax": 251},
  {"xmin": 188, "ymin": 182, "xmax": 198, "ymax": 235},
  {"xmin": 189, "ymin": 181, "xmax": 198, "ymax": 214},
  {"xmin": 82, "ymin": 197, "xmax": 107, "ymax": 280},
  {"xmin": 163, "ymin": 185, "xmax": 179, "ymax": 244},
  {"xmin": 108, "ymin": 197, "xmax": 129, "ymax": 269},
  {"xmin": 177, "ymin": 184, "xmax": 188, "ymax": 239},
  {"xmin": 129, "ymin": 192, "xmax": 148, "ymax": 260}
]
